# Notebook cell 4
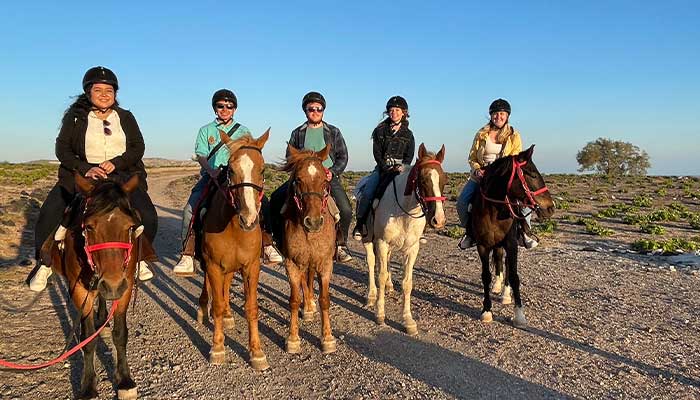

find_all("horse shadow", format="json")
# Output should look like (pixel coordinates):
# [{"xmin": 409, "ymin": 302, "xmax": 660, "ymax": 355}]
[{"xmin": 343, "ymin": 330, "xmax": 566, "ymax": 399}]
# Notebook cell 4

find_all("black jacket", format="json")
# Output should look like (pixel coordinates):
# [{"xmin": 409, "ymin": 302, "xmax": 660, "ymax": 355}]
[
  {"xmin": 287, "ymin": 121, "xmax": 348, "ymax": 177},
  {"xmin": 55, "ymin": 106, "xmax": 147, "ymax": 193},
  {"xmin": 371, "ymin": 119, "xmax": 415, "ymax": 171}
]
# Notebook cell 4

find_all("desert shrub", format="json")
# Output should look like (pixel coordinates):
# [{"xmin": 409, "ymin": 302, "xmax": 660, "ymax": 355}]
[
  {"xmin": 647, "ymin": 208, "xmax": 681, "ymax": 222},
  {"xmin": 532, "ymin": 220, "xmax": 558, "ymax": 235},
  {"xmin": 440, "ymin": 225, "xmax": 465, "ymax": 239},
  {"xmin": 632, "ymin": 194, "xmax": 653, "ymax": 208},
  {"xmin": 0, "ymin": 163, "xmax": 57, "ymax": 185},
  {"xmin": 632, "ymin": 237, "xmax": 700, "ymax": 254},
  {"xmin": 689, "ymin": 214, "xmax": 700, "ymax": 230},
  {"xmin": 655, "ymin": 188, "xmax": 667, "ymax": 196},
  {"xmin": 555, "ymin": 200, "xmax": 571, "ymax": 211},
  {"xmin": 596, "ymin": 203, "xmax": 635, "ymax": 218},
  {"xmin": 640, "ymin": 223, "xmax": 665, "ymax": 235},
  {"xmin": 577, "ymin": 217, "xmax": 614, "ymax": 236},
  {"xmin": 622, "ymin": 213, "xmax": 649, "ymax": 225}
]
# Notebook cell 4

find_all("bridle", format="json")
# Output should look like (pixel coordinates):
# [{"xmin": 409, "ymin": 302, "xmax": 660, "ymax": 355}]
[
  {"xmin": 81, "ymin": 198, "xmax": 136, "ymax": 277},
  {"xmin": 480, "ymin": 157, "xmax": 550, "ymax": 219},
  {"xmin": 395, "ymin": 159, "xmax": 447, "ymax": 218},
  {"xmin": 291, "ymin": 157, "xmax": 331, "ymax": 213},
  {"xmin": 213, "ymin": 145, "xmax": 265, "ymax": 214}
]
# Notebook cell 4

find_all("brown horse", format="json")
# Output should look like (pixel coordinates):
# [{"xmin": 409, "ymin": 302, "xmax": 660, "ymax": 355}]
[
  {"xmin": 41, "ymin": 174, "xmax": 146, "ymax": 400},
  {"xmin": 279, "ymin": 144, "xmax": 337, "ymax": 354},
  {"xmin": 196, "ymin": 130, "xmax": 270, "ymax": 370},
  {"xmin": 471, "ymin": 145, "xmax": 554, "ymax": 328},
  {"xmin": 362, "ymin": 144, "xmax": 447, "ymax": 335}
]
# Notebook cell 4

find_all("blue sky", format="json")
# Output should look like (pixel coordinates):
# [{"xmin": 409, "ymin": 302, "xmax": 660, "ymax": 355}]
[{"xmin": 0, "ymin": 1, "xmax": 698, "ymax": 175}]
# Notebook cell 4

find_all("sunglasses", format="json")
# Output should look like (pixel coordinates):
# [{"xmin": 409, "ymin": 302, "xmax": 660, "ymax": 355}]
[
  {"xmin": 216, "ymin": 104, "xmax": 235, "ymax": 110},
  {"xmin": 102, "ymin": 120, "xmax": 112, "ymax": 136},
  {"xmin": 305, "ymin": 107, "xmax": 324, "ymax": 113}
]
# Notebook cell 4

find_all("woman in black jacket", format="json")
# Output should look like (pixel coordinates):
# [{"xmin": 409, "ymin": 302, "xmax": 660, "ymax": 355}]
[
  {"xmin": 28, "ymin": 66, "xmax": 157, "ymax": 291},
  {"xmin": 353, "ymin": 95, "xmax": 415, "ymax": 239}
]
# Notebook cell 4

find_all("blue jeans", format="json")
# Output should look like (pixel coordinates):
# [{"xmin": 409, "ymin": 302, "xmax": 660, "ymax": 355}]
[
  {"xmin": 457, "ymin": 179, "xmax": 533, "ymax": 228},
  {"xmin": 356, "ymin": 169, "xmax": 381, "ymax": 219},
  {"xmin": 181, "ymin": 175, "xmax": 210, "ymax": 241}
]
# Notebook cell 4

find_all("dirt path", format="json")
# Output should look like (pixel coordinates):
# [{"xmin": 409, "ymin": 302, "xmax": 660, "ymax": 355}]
[{"xmin": 1, "ymin": 170, "xmax": 699, "ymax": 399}]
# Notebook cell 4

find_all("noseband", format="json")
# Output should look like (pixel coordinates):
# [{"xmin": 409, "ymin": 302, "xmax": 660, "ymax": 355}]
[
  {"xmin": 481, "ymin": 157, "xmax": 550, "ymax": 219},
  {"xmin": 215, "ymin": 145, "xmax": 266, "ymax": 212},
  {"xmin": 396, "ymin": 159, "xmax": 446, "ymax": 218},
  {"xmin": 81, "ymin": 199, "xmax": 136, "ymax": 276}
]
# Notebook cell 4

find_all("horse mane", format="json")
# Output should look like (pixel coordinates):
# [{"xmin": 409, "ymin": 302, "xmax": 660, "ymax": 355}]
[
  {"xmin": 278, "ymin": 148, "xmax": 319, "ymax": 174},
  {"xmin": 225, "ymin": 133, "xmax": 257, "ymax": 157},
  {"xmin": 83, "ymin": 179, "xmax": 137, "ymax": 221},
  {"xmin": 417, "ymin": 151, "xmax": 437, "ymax": 163}
]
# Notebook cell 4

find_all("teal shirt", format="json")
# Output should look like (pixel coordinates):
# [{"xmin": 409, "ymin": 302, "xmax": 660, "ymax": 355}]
[
  {"xmin": 194, "ymin": 119, "xmax": 251, "ymax": 173},
  {"xmin": 303, "ymin": 126, "xmax": 333, "ymax": 168}
]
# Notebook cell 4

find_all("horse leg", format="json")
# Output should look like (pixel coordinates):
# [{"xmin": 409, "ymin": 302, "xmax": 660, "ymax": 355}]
[
  {"xmin": 241, "ymin": 264, "xmax": 269, "ymax": 371},
  {"xmin": 401, "ymin": 244, "xmax": 419, "ymax": 336},
  {"xmin": 95, "ymin": 295, "xmax": 111, "ymax": 338},
  {"xmin": 319, "ymin": 262, "xmax": 336, "ymax": 354},
  {"xmin": 285, "ymin": 260, "xmax": 302, "ymax": 353},
  {"xmin": 385, "ymin": 249, "xmax": 395, "ymax": 294},
  {"xmin": 197, "ymin": 269, "xmax": 210, "ymax": 325},
  {"xmin": 301, "ymin": 268, "xmax": 316, "ymax": 321},
  {"xmin": 505, "ymin": 238, "xmax": 527, "ymax": 328},
  {"xmin": 113, "ymin": 288, "xmax": 137, "ymax": 400},
  {"xmin": 375, "ymin": 239, "xmax": 391, "ymax": 325},
  {"xmin": 223, "ymin": 271, "xmax": 235, "ymax": 330},
  {"xmin": 72, "ymin": 288, "xmax": 98, "ymax": 399},
  {"xmin": 478, "ymin": 246, "xmax": 494, "ymax": 323},
  {"xmin": 364, "ymin": 241, "xmax": 377, "ymax": 307},
  {"xmin": 491, "ymin": 248, "xmax": 504, "ymax": 295},
  {"xmin": 207, "ymin": 265, "xmax": 227, "ymax": 364}
]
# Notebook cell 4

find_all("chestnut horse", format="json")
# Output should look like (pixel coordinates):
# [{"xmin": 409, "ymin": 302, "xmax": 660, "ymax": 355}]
[
  {"xmin": 196, "ymin": 131, "xmax": 270, "ymax": 370},
  {"xmin": 41, "ymin": 174, "xmax": 146, "ymax": 400},
  {"xmin": 471, "ymin": 145, "xmax": 554, "ymax": 328},
  {"xmin": 362, "ymin": 144, "xmax": 447, "ymax": 335},
  {"xmin": 279, "ymin": 144, "xmax": 337, "ymax": 354}
]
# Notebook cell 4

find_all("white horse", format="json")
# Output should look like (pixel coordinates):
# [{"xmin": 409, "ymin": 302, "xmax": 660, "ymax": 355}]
[{"xmin": 361, "ymin": 143, "xmax": 447, "ymax": 335}]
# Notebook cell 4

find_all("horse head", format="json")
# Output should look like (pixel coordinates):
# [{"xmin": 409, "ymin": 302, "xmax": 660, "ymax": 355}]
[
  {"xmin": 415, "ymin": 143, "xmax": 448, "ymax": 228},
  {"xmin": 75, "ymin": 173, "xmax": 143, "ymax": 300},
  {"xmin": 483, "ymin": 145, "xmax": 555, "ymax": 219},
  {"xmin": 283, "ymin": 143, "xmax": 332, "ymax": 233},
  {"xmin": 220, "ymin": 129, "xmax": 269, "ymax": 231}
]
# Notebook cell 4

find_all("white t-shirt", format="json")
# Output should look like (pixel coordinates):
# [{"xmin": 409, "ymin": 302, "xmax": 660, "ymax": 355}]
[
  {"xmin": 85, "ymin": 111, "xmax": 127, "ymax": 164},
  {"xmin": 483, "ymin": 137, "xmax": 503, "ymax": 166}
]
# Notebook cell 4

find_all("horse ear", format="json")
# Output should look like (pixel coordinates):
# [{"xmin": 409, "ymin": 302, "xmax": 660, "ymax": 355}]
[
  {"xmin": 518, "ymin": 144, "xmax": 535, "ymax": 162},
  {"xmin": 255, "ymin": 128, "xmax": 270, "ymax": 148},
  {"xmin": 219, "ymin": 129, "xmax": 231, "ymax": 145},
  {"xmin": 287, "ymin": 142, "xmax": 299, "ymax": 158},
  {"xmin": 436, "ymin": 144, "xmax": 446, "ymax": 163},
  {"xmin": 418, "ymin": 143, "xmax": 427, "ymax": 160},
  {"xmin": 317, "ymin": 143, "xmax": 332, "ymax": 162},
  {"xmin": 121, "ymin": 175, "xmax": 140, "ymax": 194},
  {"xmin": 75, "ymin": 172, "xmax": 95, "ymax": 195}
]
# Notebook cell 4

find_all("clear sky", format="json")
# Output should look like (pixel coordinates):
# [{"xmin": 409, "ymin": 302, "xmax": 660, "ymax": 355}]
[{"xmin": 1, "ymin": 1, "xmax": 698, "ymax": 175}]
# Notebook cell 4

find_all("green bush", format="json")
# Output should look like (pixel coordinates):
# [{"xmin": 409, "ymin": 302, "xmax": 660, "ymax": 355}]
[
  {"xmin": 0, "ymin": 163, "xmax": 57, "ymax": 185},
  {"xmin": 555, "ymin": 200, "xmax": 571, "ymax": 211},
  {"xmin": 640, "ymin": 223, "xmax": 665, "ymax": 235},
  {"xmin": 632, "ymin": 237, "xmax": 700, "ymax": 254},
  {"xmin": 690, "ymin": 214, "xmax": 700, "ymax": 230},
  {"xmin": 577, "ymin": 217, "xmax": 614, "ymax": 236},
  {"xmin": 532, "ymin": 220, "xmax": 558, "ymax": 235},
  {"xmin": 622, "ymin": 213, "xmax": 648, "ymax": 225},
  {"xmin": 632, "ymin": 194, "xmax": 653, "ymax": 208},
  {"xmin": 440, "ymin": 225, "xmax": 465, "ymax": 239},
  {"xmin": 655, "ymin": 188, "xmax": 667, "ymax": 196},
  {"xmin": 647, "ymin": 208, "xmax": 681, "ymax": 222}
]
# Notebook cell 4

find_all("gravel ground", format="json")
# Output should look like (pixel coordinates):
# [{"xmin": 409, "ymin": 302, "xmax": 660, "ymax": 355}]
[{"xmin": 1, "ymin": 169, "xmax": 699, "ymax": 399}]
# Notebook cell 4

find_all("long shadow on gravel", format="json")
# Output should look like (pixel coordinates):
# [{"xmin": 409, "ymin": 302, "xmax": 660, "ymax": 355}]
[
  {"xmin": 345, "ymin": 331, "xmax": 568, "ymax": 399},
  {"xmin": 525, "ymin": 326, "xmax": 700, "ymax": 389}
]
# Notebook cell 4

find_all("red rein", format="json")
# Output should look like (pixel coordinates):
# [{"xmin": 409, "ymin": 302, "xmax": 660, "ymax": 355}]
[
  {"xmin": 408, "ymin": 160, "xmax": 447, "ymax": 204},
  {"xmin": 482, "ymin": 158, "xmax": 549, "ymax": 219}
]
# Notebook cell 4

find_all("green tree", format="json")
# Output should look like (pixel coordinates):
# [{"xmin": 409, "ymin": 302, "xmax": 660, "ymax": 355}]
[{"xmin": 576, "ymin": 138, "xmax": 650, "ymax": 176}]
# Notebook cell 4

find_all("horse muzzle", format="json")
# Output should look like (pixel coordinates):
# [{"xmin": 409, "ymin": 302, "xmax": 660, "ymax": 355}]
[
  {"xmin": 238, "ymin": 214, "xmax": 259, "ymax": 231},
  {"xmin": 303, "ymin": 216, "xmax": 325, "ymax": 232},
  {"xmin": 97, "ymin": 277, "xmax": 129, "ymax": 300}
]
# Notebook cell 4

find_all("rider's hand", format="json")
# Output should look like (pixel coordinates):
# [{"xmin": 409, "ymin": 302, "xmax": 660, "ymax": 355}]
[
  {"xmin": 99, "ymin": 161, "xmax": 116, "ymax": 174},
  {"xmin": 394, "ymin": 165, "xmax": 405, "ymax": 173},
  {"xmin": 86, "ymin": 166, "xmax": 108, "ymax": 180}
]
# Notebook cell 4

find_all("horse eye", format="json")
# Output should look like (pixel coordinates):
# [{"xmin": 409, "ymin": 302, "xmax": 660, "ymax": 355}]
[{"xmin": 84, "ymin": 225, "xmax": 94, "ymax": 232}]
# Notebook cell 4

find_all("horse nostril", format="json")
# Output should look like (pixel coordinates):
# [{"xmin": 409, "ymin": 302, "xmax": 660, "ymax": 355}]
[
  {"xmin": 303, "ymin": 216, "xmax": 312, "ymax": 228},
  {"xmin": 319, "ymin": 216, "xmax": 325, "ymax": 226}
]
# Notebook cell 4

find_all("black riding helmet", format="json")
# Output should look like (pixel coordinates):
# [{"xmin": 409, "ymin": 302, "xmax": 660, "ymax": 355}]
[
  {"xmin": 489, "ymin": 98, "xmax": 511, "ymax": 115},
  {"xmin": 386, "ymin": 95, "xmax": 408, "ymax": 111},
  {"xmin": 82, "ymin": 66, "xmax": 119, "ymax": 92},
  {"xmin": 212, "ymin": 89, "xmax": 238, "ymax": 109},
  {"xmin": 302, "ymin": 91, "xmax": 326, "ymax": 110}
]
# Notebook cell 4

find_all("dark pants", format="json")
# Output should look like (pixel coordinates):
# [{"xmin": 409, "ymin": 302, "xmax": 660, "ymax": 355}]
[
  {"xmin": 34, "ymin": 184, "xmax": 158, "ymax": 261},
  {"xmin": 269, "ymin": 176, "xmax": 352, "ymax": 247}
]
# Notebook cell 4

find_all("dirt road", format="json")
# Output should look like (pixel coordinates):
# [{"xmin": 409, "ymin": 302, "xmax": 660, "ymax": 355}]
[{"xmin": 1, "ymin": 169, "xmax": 699, "ymax": 399}]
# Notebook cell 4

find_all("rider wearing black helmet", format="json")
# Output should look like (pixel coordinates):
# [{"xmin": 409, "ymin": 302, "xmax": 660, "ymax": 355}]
[
  {"xmin": 269, "ymin": 91, "xmax": 354, "ymax": 262},
  {"xmin": 352, "ymin": 95, "xmax": 415, "ymax": 239},
  {"xmin": 29, "ymin": 66, "xmax": 158, "ymax": 291}
]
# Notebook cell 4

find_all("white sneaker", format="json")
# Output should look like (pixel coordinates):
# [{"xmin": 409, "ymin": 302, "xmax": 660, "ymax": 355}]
[
  {"xmin": 138, "ymin": 261, "xmax": 154, "ymax": 281},
  {"xmin": 523, "ymin": 234, "xmax": 539, "ymax": 249},
  {"xmin": 263, "ymin": 246, "xmax": 283, "ymax": 264},
  {"xmin": 173, "ymin": 255, "xmax": 195, "ymax": 276},
  {"xmin": 336, "ymin": 246, "xmax": 352, "ymax": 263},
  {"xmin": 29, "ymin": 264, "xmax": 52, "ymax": 292}
]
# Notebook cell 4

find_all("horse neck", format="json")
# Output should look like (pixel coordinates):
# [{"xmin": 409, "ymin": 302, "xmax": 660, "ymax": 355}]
[{"xmin": 386, "ymin": 170, "xmax": 420, "ymax": 214}]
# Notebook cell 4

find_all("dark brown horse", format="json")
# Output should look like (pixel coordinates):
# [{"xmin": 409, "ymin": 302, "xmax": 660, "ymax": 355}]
[
  {"xmin": 471, "ymin": 145, "xmax": 554, "ymax": 328},
  {"xmin": 279, "ymin": 144, "xmax": 337, "ymax": 354},
  {"xmin": 196, "ymin": 130, "xmax": 270, "ymax": 370},
  {"xmin": 41, "ymin": 174, "xmax": 146, "ymax": 399}
]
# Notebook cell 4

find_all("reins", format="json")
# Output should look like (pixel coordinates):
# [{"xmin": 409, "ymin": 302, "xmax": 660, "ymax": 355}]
[
  {"xmin": 480, "ymin": 157, "xmax": 549, "ymax": 219},
  {"xmin": 392, "ymin": 159, "xmax": 446, "ymax": 219}
]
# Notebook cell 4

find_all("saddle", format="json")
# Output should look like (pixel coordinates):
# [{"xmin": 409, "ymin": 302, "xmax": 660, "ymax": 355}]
[{"xmin": 372, "ymin": 170, "xmax": 401, "ymax": 206}]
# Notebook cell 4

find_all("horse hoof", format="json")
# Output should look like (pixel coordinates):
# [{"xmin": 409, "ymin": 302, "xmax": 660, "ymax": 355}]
[
  {"xmin": 376, "ymin": 316, "xmax": 386, "ymax": 326},
  {"xmin": 404, "ymin": 322, "xmax": 418, "ymax": 336},
  {"xmin": 286, "ymin": 339, "xmax": 301, "ymax": 354},
  {"xmin": 501, "ymin": 287, "xmax": 513, "ymax": 305},
  {"xmin": 321, "ymin": 338, "xmax": 337, "ymax": 354},
  {"xmin": 117, "ymin": 387, "xmax": 138, "ymax": 400},
  {"xmin": 79, "ymin": 386, "xmax": 98, "ymax": 399},
  {"xmin": 501, "ymin": 296, "xmax": 513, "ymax": 305},
  {"xmin": 196, "ymin": 309, "xmax": 209, "ymax": 325},
  {"xmin": 303, "ymin": 311, "xmax": 315, "ymax": 322},
  {"xmin": 513, "ymin": 307, "xmax": 528, "ymax": 329},
  {"xmin": 223, "ymin": 316, "xmax": 235, "ymax": 330},
  {"xmin": 250, "ymin": 355, "xmax": 270, "ymax": 371},
  {"xmin": 480, "ymin": 311, "xmax": 493, "ymax": 323},
  {"xmin": 209, "ymin": 350, "xmax": 226, "ymax": 364}
]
